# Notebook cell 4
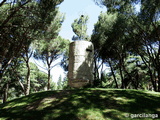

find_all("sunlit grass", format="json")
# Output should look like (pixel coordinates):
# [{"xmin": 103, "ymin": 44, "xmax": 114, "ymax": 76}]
[
  {"xmin": 114, "ymin": 97, "xmax": 135, "ymax": 104},
  {"xmin": 0, "ymin": 88, "xmax": 160, "ymax": 120},
  {"xmin": 78, "ymin": 108, "xmax": 105, "ymax": 120},
  {"xmin": 3, "ymin": 102, "xmax": 27, "ymax": 109}
]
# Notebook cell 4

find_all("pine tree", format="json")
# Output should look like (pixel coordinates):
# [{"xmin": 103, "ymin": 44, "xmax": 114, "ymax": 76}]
[
  {"xmin": 57, "ymin": 75, "xmax": 62, "ymax": 90},
  {"xmin": 71, "ymin": 15, "xmax": 89, "ymax": 41}
]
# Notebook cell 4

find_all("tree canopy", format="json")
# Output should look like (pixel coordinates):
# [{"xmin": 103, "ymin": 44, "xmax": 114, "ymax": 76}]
[
  {"xmin": 0, "ymin": 0, "xmax": 67, "ymax": 102},
  {"xmin": 71, "ymin": 15, "xmax": 89, "ymax": 41},
  {"xmin": 92, "ymin": 0, "xmax": 160, "ymax": 91}
]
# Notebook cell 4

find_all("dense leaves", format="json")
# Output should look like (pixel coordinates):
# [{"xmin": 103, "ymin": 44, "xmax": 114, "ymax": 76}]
[
  {"xmin": 92, "ymin": 0, "xmax": 160, "ymax": 91},
  {"xmin": 0, "ymin": 0, "xmax": 65, "ymax": 102},
  {"xmin": 71, "ymin": 15, "xmax": 89, "ymax": 40}
]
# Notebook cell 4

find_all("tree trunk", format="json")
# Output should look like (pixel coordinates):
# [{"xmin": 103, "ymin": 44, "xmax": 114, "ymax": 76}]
[
  {"xmin": 108, "ymin": 60, "xmax": 118, "ymax": 88},
  {"xmin": 25, "ymin": 60, "xmax": 31, "ymax": 95},
  {"xmin": 93, "ymin": 57, "xmax": 100, "ymax": 81},
  {"xmin": 18, "ymin": 80, "xmax": 26, "ymax": 95},
  {"xmin": 148, "ymin": 69, "xmax": 157, "ymax": 91},
  {"xmin": 3, "ymin": 83, "xmax": 9, "ymax": 103},
  {"xmin": 119, "ymin": 61, "xmax": 125, "ymax": 89},
  {"xmin": 0, "ymin": 57, "xmax": 14, "ymax": 82},
  {"xmin": 157, "ymin": 77, "xmax": 160, "ymax": 92},
  {"xmin": 157, "ymin": 70, "xmax": 160, "ymax": 92},
  {"xmin": 156, "ymin": 43, "xmax": 160, "ymax": 92},
  {"xmin": 47, "ymin": 67, "xmax": 51, "ymax": 90},
  {"xmin": 139, "ymin": 54, "xmax": 157, "ymax": 91}
]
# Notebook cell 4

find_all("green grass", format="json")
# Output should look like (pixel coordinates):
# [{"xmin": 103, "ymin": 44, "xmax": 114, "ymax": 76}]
[{"xmin": 0, "ymin": 88, "xmax": 160, "ymax": 120}]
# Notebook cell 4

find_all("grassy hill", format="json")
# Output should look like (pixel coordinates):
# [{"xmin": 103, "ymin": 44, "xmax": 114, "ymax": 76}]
[{"xmin": 0, "ymin": 88, "xmax": 160, "ymax": 120}]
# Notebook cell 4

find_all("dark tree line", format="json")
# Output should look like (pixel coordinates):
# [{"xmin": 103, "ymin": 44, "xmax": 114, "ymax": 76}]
[
  {"xmin": 92, "ymin": 0, "xmax": 160, "ymax": 91},
  {"xmin": 0, "ymin": 0, "xmax": 70, "ymax": 103}
]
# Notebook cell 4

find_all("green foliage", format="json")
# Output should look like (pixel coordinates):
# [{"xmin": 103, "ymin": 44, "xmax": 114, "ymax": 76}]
[
  {"xmin": 57, "ymin": 75, "xmax": 68, "ymax": 90},
  {"xmin": 71, "ymin": 15, "xmax": 89, "ymax": 40},
  {"xmin": 33, "ymin": 9, "xmax": 70, "ymax": 90},
  {"xmin": 15, "ymin": 62, "xmax": 49, "ymax": 91},
  {"xmin": 34, "ymin": 36, "xmax": 69, "ymax": 62},
  {"xmin": 0, "ymin": 60, "xmax": 49, "ymax": 102},
  {"xmin": 57, "ymin": 75, "xmax": 62, "ymax": 90},
  {"xmin": 50, "ymin": 81, "xmax": 57, "ymax": 90},
  {"xmin": 0, "ymin": 1, "xmax": 64, "ymax": 93},
  {"xmin": 0, "ymin": 0, "xmax": 67, "ymax": 102},
  {"xmin": 92, "ymin": 0, "xmax": 160, "ymax": 91},
  {"xmin": 0, "ymin": 0, "xmax": 64, "ymax": 64},
  {"xmin": 33, "ymin": 35, "xmax": 69, "ymax": 90},
  {"xmin": 33, "ymin": 10, "xmax": 69, "ymax": 63}
]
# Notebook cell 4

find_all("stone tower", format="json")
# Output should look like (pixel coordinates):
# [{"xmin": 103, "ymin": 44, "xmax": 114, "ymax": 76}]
[{"xmin": 68, "ymin": 40, "xmax": 94, "ymax": 88}]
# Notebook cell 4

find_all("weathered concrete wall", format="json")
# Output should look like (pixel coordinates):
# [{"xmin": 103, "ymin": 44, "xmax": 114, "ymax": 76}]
[{"xmin": 68, "ymin": 40, "xmax": 94, "ymax": 88}]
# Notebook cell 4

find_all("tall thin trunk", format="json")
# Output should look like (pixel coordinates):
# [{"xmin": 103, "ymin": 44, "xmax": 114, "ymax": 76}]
[
  {"xmin": 47, "ymin": 67, "xmax": 51, "ymax": 90},
  {"xmin": 18, "ymin": 80, "xmax": 26, "ymax": 95},
  {"xmin": 25, "ymin": 60, "xmax": 31, "ymax": 95},
  {"xmin": 139, "ymin": 54, "xmax": 157, "ymax": 91},
  {"xmin": 157, "ymin": 71, "xmax": 160, "ymax": 92},
  {"xmin": 148, "ymin": 68, "xmax": 157, "ymax": 91},
  {"xmin": 94, "ymin": 57, "xmax": 100, "ymax": 81},
  {"xmin": 3, "ymin": 82, "xmax": 9, "ymax": 103},
  {"xmin": 0, "ymin": 57, "xmax": 14, "ymax": 81},
  {"xmin": 100, "ymin": 62, "xmax": 104, "ymax": 87},
  {"xmin": 23, "ymin": 48, "xmax": 33, "ymax": 95},
  {"xmin": 119, "ymin": 66, "xmax": 124, "ymax": 89},
  {"xmin": 117, "ymin": 52, "xmax": 125, "ymax": 89},
  {"xmin": 119, "ymin": 57, "xmax": 124, "ymax": 89},
  {"xmin": 108, "ymin": 60, "xmax": 118, "ymax": 88},
  {"xmin": 157, "ymin": 42, "xmax": 160, "ymax": 92}
]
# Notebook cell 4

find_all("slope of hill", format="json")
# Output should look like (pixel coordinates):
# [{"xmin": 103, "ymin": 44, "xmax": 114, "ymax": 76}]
[{"xmin": 0, "ymin": 89, "xmax": 160, "ymax": 120}]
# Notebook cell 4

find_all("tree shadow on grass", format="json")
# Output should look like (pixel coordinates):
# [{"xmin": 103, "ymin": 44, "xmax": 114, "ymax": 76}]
[{"xmin": 0, "ymin": 89, "xmax": 160, "ymax": 120}]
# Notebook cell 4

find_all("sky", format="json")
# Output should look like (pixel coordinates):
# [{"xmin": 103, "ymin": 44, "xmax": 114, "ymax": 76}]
[
  {"xmin": 2, "ymin": 0, "xmax": 140, "ymax": 83},
  {"xmin": 32, "ymin": 0, "xmax": 140, "ymax": 83},
  {"xmin": 58, "ymin": 0, "xmax": 107, "ymax": 40},
  {"xmin": 49, "ymin": 0, "xmax": 107, "ymax": 82},
  {"xmin": 29, "ymin": 0, "xmax": 106, "ymax": 83}
]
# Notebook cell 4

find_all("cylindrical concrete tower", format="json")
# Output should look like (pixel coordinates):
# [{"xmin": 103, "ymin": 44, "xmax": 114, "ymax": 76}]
[{"xmin": 68, "ymin": 40, "xmax": 94, "ymax": 88}]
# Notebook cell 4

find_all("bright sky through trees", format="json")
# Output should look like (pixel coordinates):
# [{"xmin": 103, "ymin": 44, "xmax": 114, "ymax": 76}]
[
  {"xmin": 27, "ymin": 0, "xmax": 106, "ymax": 83},
  {"xmin": 59, "ymin": 0, "xmax": 106, "ymax": 40},
  {"xmin": 0, "ymin": 0, "xmax": 106, "ymax": 82},
  {"xmin": 50, "ymin": 0, "xmax": 106, "ymax": 82}
]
